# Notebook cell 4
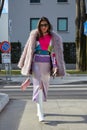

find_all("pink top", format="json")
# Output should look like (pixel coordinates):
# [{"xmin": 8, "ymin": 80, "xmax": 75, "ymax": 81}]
[{"xmin": 39, "ymin": 34, "xmax": 52, "ymax": 50}]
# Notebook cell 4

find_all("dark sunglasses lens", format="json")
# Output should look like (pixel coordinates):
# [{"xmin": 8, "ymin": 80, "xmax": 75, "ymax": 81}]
[{"xmin": 40, "ymin": 24, "xmax": 48, "ymax": 27}]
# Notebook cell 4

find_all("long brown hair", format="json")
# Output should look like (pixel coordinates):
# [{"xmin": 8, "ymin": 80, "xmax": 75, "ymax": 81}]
[{"xmin": 37, "ymin": 17, "xmax": 52, "ymax": 39}]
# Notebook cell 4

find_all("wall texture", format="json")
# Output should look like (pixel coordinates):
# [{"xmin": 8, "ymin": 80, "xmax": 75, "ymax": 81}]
[{"xmin": 0, "ymin": 13, "xmax": 8, "ymax": 42}]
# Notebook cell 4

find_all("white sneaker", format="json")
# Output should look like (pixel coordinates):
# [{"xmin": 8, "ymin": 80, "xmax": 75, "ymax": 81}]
[{"xmin": 39, "ymin": 114, "xmax": 44, "ymax": 122}]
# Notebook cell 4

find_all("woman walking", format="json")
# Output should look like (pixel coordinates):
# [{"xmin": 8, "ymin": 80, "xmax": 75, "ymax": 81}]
[{"xmin": 18, "ymin": 17, "xmax": 66, "ymax": 122}]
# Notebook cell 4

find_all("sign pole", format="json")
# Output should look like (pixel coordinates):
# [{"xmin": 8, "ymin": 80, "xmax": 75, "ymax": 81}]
[{"xmin": 8, "ymin": 19, "xmax": 12, "ymax": 81}]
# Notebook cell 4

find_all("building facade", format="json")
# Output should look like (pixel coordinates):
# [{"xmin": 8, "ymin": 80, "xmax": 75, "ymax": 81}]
[
  {"xmin": 8, "ymin": 0, "xmax": 77, "ymax": 47},
  {"xmin": 0, "ymin": 13, "xmax": 8, "ymax": 42}
]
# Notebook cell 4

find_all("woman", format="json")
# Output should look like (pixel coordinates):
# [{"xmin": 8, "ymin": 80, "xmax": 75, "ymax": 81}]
[{"xmin": 18, "ymin": 17, "xmax": 66, "ymax": 122}]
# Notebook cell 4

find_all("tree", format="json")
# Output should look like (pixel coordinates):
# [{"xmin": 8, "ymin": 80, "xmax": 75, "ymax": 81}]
[
  {"xmin": 75, "ymin": 0, "xmax": 87, "ymax": 71},
  {"xmin": 0, "ymin": 0, "xmax": 5, "ymax": 17}
]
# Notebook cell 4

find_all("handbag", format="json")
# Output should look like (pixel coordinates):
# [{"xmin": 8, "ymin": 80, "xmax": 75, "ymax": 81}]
[{"xmin": 21, "ymin": 78, "xmax": 31, "ymax": 91}]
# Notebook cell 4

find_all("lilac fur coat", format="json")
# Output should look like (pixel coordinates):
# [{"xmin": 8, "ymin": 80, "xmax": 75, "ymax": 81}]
[{"xmin": 18, "ymin": 29, "xmax": 66, "ymax": 76}]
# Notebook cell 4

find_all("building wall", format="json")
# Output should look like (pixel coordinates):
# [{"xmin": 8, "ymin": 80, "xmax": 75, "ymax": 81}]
[
  {"xmin": 8, "ymin": 0, "xmax": 76, "ymax": 47},
  {"xmin": 0, "ymin": 13, "xmax": 8, "ymax": 42}
]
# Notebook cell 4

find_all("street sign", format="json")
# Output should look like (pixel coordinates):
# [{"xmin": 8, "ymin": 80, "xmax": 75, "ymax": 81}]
[
  {"xmin": 1, "ymin": 53, "xmax": 11, "ymax": 63},
  {"xmin": 84, "ymin": 21, "xmax": 87, "ymax": 36},
  {"xmin": 0, "ymin": 41, "xmax": 11, "ymax": 53}
]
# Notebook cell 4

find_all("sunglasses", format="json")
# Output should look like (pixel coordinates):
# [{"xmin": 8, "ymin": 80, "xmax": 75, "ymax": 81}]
[{"xmin": 40, "ymin": 24, "xmax": 48, "ymax": 27}]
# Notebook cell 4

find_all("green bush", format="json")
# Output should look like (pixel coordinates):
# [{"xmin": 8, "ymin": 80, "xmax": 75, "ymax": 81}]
[
  {"xmin": 11, "ymin": 42, "xmax": 21, "ymax": 63},
  {"xmin": 63, "ymin": 42, "xmax": 76, "ymax": 64},
  {"xmin": 0, "ymin": 42, "xmax": 76, "ymax": 64}
]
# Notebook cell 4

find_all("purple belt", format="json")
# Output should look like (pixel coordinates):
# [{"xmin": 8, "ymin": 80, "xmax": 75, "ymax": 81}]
[{"xmin": 34, "ymin": 54, "xmax": 51, "ymax": 62}]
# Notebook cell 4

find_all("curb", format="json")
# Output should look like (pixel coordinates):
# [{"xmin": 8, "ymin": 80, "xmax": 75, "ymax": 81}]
[{"xmin": 0, "ymin": 93, "xmax": 9, "ymax": 112}]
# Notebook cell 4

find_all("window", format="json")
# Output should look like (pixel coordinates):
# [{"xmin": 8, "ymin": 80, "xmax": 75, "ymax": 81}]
[
  {"xmin": 57, "ymin": 18, "xmax": 68, "ymax": 31},
  {"xmin": 30, "ymin": 18, "xmax": 39, "ymax": 30},
  {"xmin": 30, "ymin": 0, "xmax": 40, "ymax": 3},
  {"xmin": 57, "ymin": 0, "xmax": 68, "ymax": 2}
]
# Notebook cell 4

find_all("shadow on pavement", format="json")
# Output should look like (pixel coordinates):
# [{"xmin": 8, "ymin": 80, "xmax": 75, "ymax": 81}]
[
  {"xmin": 0, "ymin": 99, "xmax": 27, "ymax": 130},
  {"xmin": 44, "ymin": 113, "xmax": 87, "ymax": 126},
  {"xmin": 63, "ymin": 81, "xmax": 87, "ymax": 85}
]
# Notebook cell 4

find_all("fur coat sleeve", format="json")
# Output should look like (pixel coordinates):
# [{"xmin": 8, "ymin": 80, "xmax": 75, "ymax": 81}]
[
  {"xmin": 52, "ymin": 31, "xmax": 66, "ymax": 76},
  {"xmin": 18, "ymin": 29, "xmax": 38, "ymax": 75}
]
